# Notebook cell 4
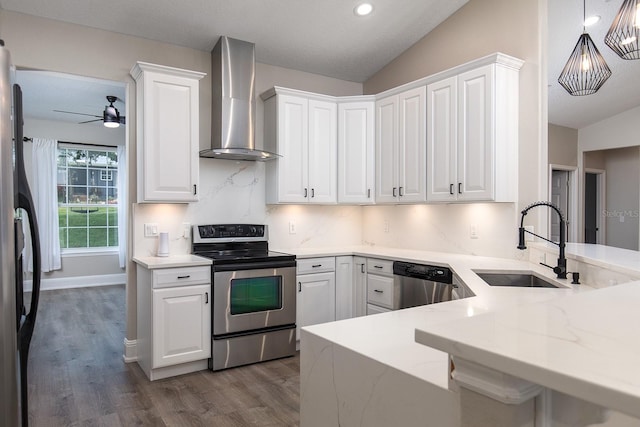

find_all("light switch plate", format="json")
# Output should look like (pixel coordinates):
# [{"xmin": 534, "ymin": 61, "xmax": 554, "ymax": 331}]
[
  {"xmin": 289, "ymin": 221, "xmax": 296, "ymax": 234},
  {"xmin": 144, "ymin": 223, "xmax": 159, "ymax": 237}
]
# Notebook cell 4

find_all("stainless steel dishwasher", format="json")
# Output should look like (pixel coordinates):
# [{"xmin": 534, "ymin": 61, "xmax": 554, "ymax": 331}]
[{"xmin": 392, "ymin": 261, "xmax": 453, "ymax": 308}]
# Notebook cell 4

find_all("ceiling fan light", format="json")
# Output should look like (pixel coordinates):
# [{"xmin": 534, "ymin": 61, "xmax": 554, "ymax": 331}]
[
  {"xmin": 103, "ymin": 106, "xmax": 120, "ymax": 128},
  {"xmin": 558, "ymin": 33, "xmax": 612, "ymax": 96},
  {"xmin": 605, "ymin": 0, "xmax": 640, "ymax": 59}
]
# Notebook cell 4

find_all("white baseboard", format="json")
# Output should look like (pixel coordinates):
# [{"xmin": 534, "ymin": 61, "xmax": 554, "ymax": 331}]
[
  {"xmin": 23, "ymin": 273, "xmax": 126, "ymax": 292},
  {"xmin": 123, "ymin": 338, "xmax": 137, "ymax": 363}
]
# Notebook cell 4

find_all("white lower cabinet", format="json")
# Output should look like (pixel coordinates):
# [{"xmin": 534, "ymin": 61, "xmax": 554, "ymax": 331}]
[
  {"xmin": 296, "ymin": 257, "xmax": 336, "ymax": 341},
  {"xmin": 152, "ymin": 285, "xmax": 210, "ymax": 368},
  {"xmin": 366, "ymin": 258, "xmax": 396, "ymax": 314},
  {"xmin": 335, "ymin": 256, "xmax": 354, "ymax": 320},
  {"xmin": 353, "ymin": 256, "xmax": 367, "ymax": 317},
  {"xmin": 136, "ymin": 265, "xmax": 211, "ymax": 380}
]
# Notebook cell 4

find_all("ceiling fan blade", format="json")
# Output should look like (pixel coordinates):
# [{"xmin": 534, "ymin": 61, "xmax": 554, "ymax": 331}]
[
  {"xmin": 78, "ymin": 118, "xmax": 103, "ymax": 124},
  {"xmin": 53, "ymin": 109, "xmax": 102, "ymax": 118}
]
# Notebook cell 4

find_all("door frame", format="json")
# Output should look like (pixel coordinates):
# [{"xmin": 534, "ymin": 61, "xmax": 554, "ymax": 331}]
[
  {"xmin": 584, "ymin": 168, "xmax": 606, "ymax": 244},
  {"xmin": 548, "ymin": 165, "xmax": 577, "ymax": 242}
]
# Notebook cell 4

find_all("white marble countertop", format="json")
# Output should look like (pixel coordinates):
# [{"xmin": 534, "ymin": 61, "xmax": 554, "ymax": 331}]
[
  {"xmin": 415, "ymin": 281, "xmax": 640, "ymax": 419},
  {"xmin": 301, "ymin": 245, "xmax": 596, "ymax": 390},
  {"xmin": 531, "ymin": 241, "xmax": 640, "ymax": 279},
  {"xmin": 132, "ymin": 254, "xmax": 212, "ymax": 269}
]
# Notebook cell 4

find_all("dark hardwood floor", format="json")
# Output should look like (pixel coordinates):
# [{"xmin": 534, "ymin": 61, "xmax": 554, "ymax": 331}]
[{"xmin": 26, "ymin": 285, "xmax": 300, "ymax": 426}]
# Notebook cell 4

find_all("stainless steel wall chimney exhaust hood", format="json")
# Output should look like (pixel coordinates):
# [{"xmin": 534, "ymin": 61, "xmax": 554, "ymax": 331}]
[{"xmin": 200, "ymin": 36, "xmax": 279, "ymax": 161}]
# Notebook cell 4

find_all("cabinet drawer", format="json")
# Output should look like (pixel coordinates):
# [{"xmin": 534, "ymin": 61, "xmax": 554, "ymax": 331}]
[
  {"xmin": 297, "ymin": 257, "xmax": 336, "ymax": 274},
  {"xmin": 367, "ymin": 274, "xmax": 395, "ymax": 309},
  {"xmin": 152, "ymin": 266, "xmax": 211, "ymax": 289},
  {"xmin": 366, "ymin": 258, "xmax": 393, "ymax": 275}
]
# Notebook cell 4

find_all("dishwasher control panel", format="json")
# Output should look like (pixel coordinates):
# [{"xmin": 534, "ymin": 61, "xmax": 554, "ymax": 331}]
[{"xmin": 392, "ymin": 261, "xmax": 452, "ymax": 284}]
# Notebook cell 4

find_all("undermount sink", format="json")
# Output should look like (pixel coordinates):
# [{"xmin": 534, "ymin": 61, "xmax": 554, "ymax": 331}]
[{"xmin": 474, "ymin": 271, "xmax": 560, "ymax": 288}]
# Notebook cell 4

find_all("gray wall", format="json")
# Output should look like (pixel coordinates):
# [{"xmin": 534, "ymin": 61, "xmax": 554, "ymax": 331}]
[
  {"xmin": 549, "ymin": 124, "xmax": 578, "ymax": 167},
  {"xmin": 604, "ymin": 147, "xmax": 640, "ymax": 251}
]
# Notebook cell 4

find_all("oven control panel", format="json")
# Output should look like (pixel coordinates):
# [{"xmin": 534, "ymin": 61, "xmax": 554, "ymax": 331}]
[{"xmin": 194, "ymin": 224, "xmax": 266, "ymax": 241}]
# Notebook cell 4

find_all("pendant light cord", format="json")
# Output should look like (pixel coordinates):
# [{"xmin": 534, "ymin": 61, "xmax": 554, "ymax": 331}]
[{"xmin": 583, "ymin": 0, "xmax": 586, "ymax": 33}]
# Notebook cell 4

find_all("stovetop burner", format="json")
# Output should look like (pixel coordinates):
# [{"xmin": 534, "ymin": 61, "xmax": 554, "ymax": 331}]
[{"xmin": 192, "ymin": 224, "xmax": 295, "ymax": 267}]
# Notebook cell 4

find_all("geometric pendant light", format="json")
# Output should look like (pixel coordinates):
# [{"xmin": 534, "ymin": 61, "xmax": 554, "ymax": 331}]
[
  {"xmin": 558, "ymin": 0, "xmax": 612, "ymax": 96},
  {"xmin": 558, "ymin": 34, "xmax": 613, "ymax": 95},
  {"xmin": 604, "ymin": 0, "xmax": 640, "ymax": 60}
]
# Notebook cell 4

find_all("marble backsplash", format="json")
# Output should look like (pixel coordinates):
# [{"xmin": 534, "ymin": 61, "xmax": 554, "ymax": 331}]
[{"xmin": 133, "ymin": 159, "xmax": 524, "ymax": 260}]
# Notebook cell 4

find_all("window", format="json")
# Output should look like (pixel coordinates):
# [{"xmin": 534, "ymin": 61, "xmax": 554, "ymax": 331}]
[{"xmin": 57, "ymin": 146, "xmax": 118, "ymax": 250}]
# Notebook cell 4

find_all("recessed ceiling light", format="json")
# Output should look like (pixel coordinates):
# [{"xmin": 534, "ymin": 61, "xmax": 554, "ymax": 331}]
[
  {"xmin": 354, "ymin": 3, "xmax": 373, "ymax": 16},
  {"xmin": 584, "ymin": 15, "xmax": 601, "ymax": 26}
]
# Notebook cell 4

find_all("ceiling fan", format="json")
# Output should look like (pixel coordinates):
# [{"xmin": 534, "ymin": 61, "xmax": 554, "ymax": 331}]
[{"xmin": 54, "ymin": 95, "xmax": 126, "ymax": 128}]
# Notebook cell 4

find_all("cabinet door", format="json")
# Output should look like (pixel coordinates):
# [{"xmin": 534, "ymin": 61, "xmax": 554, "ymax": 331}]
[
  {"xmin": 335, "ymin": 256, "xmax": 353, "ymax": 321},
  {"xmin": 277, "ymin": 94, "xmax": 309, "ymax": 203},
  {"xmin": 139, "ymin": 70, "xmax": 201, "ymax": 202},
  {"xmin": 338, "ymin": 101, "xmax": 375, "ymax": 204},
  {"xmin": 375, "ymin": 96, "xmax": 398, "ymax": 203},
  {"xmin": 397, "ymin": 86, "xmax": 426, "ymax": 203},
  {"xmin": 152, "ymin": 284, "xmax": 211, "ymax": 368},
  {"xmin": 353, "ymin": 257, "xmax": 367, "ymax": 317},
  {"xmin": 367, "ymin": 303, "xmax": 392, "ymax": 316},
  {"xmin": 427, "ymin": 77, "xmax": 458, "ymax": 202},
  {"xmin": 457, "ymin": 65, "xmax": 494, "ymax": 201},
  {"xmin": 296, "ymin": 272, "xmax": 336, "ymax": 340},
  {"xmin": 308, "ymin": 99, "xmax": 337, "ymax": 204}
]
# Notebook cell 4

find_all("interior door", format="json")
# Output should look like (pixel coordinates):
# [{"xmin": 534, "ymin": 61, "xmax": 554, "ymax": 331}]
[
  {"xmin": 585, "ymin": 172, "xmax": 599, "ymax": 244},
  {"xmin": 551, "ymin": 170, "xmax": 569, "ymax": 242}
]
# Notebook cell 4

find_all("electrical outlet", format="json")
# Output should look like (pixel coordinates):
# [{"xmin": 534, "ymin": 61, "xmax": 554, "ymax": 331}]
[
  {"xmin": 289, "ymin": 221, "xmax": 296, "ymax": 234},
  {"xmin": 384, "ymin": 220, "xmax": 390, "ymax": 233},
  {"xmin": 182, "ymin": 223, "xmax": 191, "ymax": 239},
  {"xmin": 470, "ymin": 224, "xmax": 479, "ymax": 239},
  {"xmin": 525, "ymin": 225, "xmax": 535, "ymax": 242},
  {"xmin": 144, "ymin": 223, "xmax": 159, "ymax": 237}
]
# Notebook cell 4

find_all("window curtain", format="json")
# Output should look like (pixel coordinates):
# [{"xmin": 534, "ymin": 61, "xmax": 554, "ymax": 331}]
[
  {"xmin": 117, "ymin": 145, "xmax": 127, "ymax": 269},
  {"xmin": 31, "ymin": 138, "xmax": 61, "ymax": 272}
]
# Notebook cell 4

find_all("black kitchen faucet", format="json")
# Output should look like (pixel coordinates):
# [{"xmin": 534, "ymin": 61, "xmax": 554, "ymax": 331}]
[{"xmin": 517, "ymin": 201, "xmax": 569, "ymax": 280}]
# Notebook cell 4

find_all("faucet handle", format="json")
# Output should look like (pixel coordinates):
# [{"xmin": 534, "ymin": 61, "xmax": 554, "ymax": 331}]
[{"xmin": 569, "ymin": 272, "xmax": 580, "ymax": 285}]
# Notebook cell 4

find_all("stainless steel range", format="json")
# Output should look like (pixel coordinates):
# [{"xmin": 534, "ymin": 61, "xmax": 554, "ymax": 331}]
[{"xmin": 192, "ymin": 224, "xmax": 296, "ymax": 371}]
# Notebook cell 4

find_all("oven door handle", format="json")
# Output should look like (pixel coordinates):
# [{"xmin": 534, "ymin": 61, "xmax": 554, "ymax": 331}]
[{"xmin": 213, "ymin": 259, "xmax": 297, "ymax": 272}]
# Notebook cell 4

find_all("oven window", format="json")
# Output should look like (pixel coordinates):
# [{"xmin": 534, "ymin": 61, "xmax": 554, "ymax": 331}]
[{"xmin": 230, "ymin": 276, "xmax": 282, "ymax": 315}]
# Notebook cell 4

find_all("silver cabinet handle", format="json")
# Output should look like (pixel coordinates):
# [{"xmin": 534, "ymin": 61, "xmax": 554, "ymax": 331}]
[
  {"xmin": 298, "ymin": 282, "xmax": 302, "ymax": 292},
  {"xmin": 311, "ymin": 188, "xmax": 315, "ymax": 198},
  {"xmin": 374, "ymin": 289, "xmax": 383, "ymax": 293},
  {"xmin": 449, "ymin": 184, "xmax": 454, "ymax": 195},
  {"xmin": 177, "ymin": 275, "xmax": 191, "ymax": 279},
  {"xmin": 367, "ymin": 189, "xmax": 371, "ymax": 198},
  {"xmin": 458, "ymin": 183, "xmax": 462, "ymax": 194},
  {"xmin": 193, "ymin": 184, "xmax": 197, "ymax": 195},
  {"xmin": 304, "ymin": 188, "xmax": 308, "ymax": 198},
  {"xmin": 374, "ymin": 265, "xmax": 383, "ymax": 269},
  {"xmin": 205, "ymin": 292, "xmax": 209, "ymax": 304},
  {"xmin": 312, "ymin": 264, "xmax": 322, "ymax": 268},
  {"xmin": 392, "ymin": 187, "xmax": 397, "ymax": 197},
  {"xmin": 399, "ymin": 186, "xmax": 404, "ymax": 196},
  {"xmin": 361, "ymin": 264, "xmax": 365, "ymax": 273}
]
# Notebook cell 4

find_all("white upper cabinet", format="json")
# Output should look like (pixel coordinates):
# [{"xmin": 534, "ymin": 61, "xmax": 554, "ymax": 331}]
[
  {"xmin": 263, "ymin": 88, "xmax": 337, "ymax": 204},
  {"xmin": 375, "ymin": 86, "xmax": 426, "ymax": 204},
  {"xmin": 337, "ymin": 99, "xmax": 375, "ymax": 204},
  {"xmin": 130, "ymin": 62, "xmax": 205, "ymax": 203},
  {"xmin": 427, "ymin": 60, "xmax": 521, "ymax": 202}
]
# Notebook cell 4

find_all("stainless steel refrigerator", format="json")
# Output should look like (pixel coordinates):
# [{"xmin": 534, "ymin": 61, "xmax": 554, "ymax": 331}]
[{"xmin": 0, "ymin": 40, "xmax": 42, "ymax": 427}]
